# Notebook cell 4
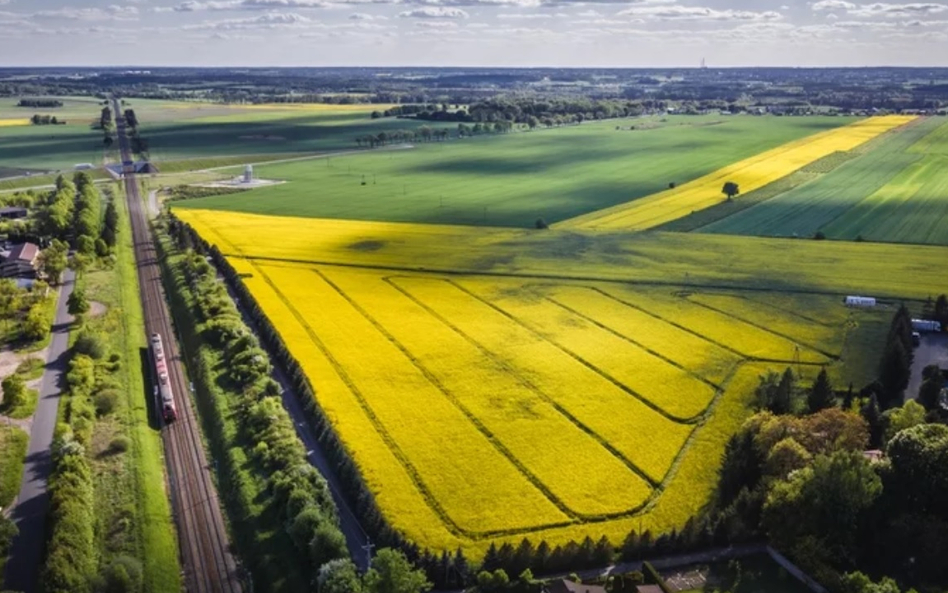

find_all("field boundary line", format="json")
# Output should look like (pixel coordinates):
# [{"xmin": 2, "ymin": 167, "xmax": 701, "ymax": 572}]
[
  {"xmin": 440, "ymin": 279, "xmax": 709, "ymax": 425},
  {"xmin": 734, "ymin": 292, "xmax": 842, "ymax": 327},
  {"xmin": 588, "ymin": 287, "xmax": 819, "ymax": 368},
  {"xmin": 418, "ymin": 278, "xmax": 703, "ymax": 427},
  {"xmin": 546, "ymin": 293, "xmax": 724, "ymax": 391},
  {"xmin": 229, "ymin": 252, "xmax": 934, "ymax": 305},
  {"xmin": 311, "ymin": 268, "xmax": 592, "ymax": 522},
  {"xmin": 247, "ymin": 262, "xmax": 477, "ymax": 539},
  {"xmin": 680, "ymin": 295, "xmax": 837, "ymax": 361},
  {"xmin": 385, "ymin": 275, "xmax": 667, "ymax": 488}
]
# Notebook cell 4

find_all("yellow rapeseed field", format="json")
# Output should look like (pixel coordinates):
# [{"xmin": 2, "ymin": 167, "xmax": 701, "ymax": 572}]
[
  {"xmin": 556, "ymin": 115, "xmax": 916, "ymax": 231},
  {"xmin": 175, "ymin": 209, "xmax": 948, "ymax": 300},
  {"xmin": 0, "ymin": 118, "xmax": 30, "ymax": 127},
  {"xmin": 194, "ymin": 246, "xmax": 865, "ymax": 554}
]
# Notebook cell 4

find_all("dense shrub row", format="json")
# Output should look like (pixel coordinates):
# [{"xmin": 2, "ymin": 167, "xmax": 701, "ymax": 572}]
[
  {"xmin": 43, "ymin": 331, "xmax": 135, "ymax": 593},
  {"xmin": 161, "ymin": 228, "xmax": 350, "ymax": 590}
]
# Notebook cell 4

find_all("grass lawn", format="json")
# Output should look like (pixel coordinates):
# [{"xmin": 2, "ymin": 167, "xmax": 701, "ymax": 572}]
[
  {"xmin": 701, "ymin": 117, "xmax": 948, "ymax": 245},
  {"xmin": 174, "ymin": 115, "xmax": 857, "ymax": 228},
  {"xmin": 0, "ymin": 425, "xmax": 28, "ymax": 508},
  {"xmin": 75, "ymin": 183, "xmax": 180, "ymax": 592}
]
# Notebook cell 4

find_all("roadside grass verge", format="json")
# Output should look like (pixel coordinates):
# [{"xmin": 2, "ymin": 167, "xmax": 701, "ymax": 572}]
[
  {"xmin": 74, "ymin": 183, "xmax": 180, "ymax": 593},
  {"xmin": 0, "ymin": 424, "xmax": 28, "ymax": 508}
]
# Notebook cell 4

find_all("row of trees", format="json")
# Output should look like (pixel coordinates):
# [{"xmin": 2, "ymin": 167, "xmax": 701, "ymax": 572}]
[
  {"xmin": 173, "ymin": 241, "xmax": 350, "ymax": 588},
  {"xmin": 354, "ymin": 127, "xmax": 449, "ymax": 148},
  {"xmin": 43, "ymin": 324, "xmax": 137, "ymax": 592},
  {"xmin": 99, "ymin": 106, "xmax": 114, "ymax": 148},
  {"xmin": 17, "ymin": 98, "xmax": 64, "ymax": 108},
  {"xmin": 30, "ymin": 114, "xmax": 67, "ymax": 125}
]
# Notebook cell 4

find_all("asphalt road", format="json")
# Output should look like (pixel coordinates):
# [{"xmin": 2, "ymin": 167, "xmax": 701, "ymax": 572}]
[
  {"xmin": 907, "ymin": 332, "xmax": 948, "ymax": 400},
  {"xmin": 2, "ymin": 269, "xmax": 76, "ymax": 593}
]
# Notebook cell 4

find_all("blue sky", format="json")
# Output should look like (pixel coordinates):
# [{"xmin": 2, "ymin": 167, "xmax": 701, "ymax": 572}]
[{"xmin": 0, "ymin": 0, "xmax": 945, "ymax": 66}]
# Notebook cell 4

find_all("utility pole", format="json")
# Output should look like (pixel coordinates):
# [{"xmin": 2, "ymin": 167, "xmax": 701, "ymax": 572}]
[{"xmin": 363, "ymin": 539, "xmax": 375, "ymax": 571}]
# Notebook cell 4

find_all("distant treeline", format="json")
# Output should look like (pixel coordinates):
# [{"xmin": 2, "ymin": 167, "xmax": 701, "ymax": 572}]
[
  {"xmin": 30, "ymin": 114, "xmax": 67, "ymax": 125},
  {"xmin": 17, "ymin": 98, "xmax": 63, "ymax": 108},
  {"xmin": 374, "ymin": 99, "xmax": 653, "ymax": 125}
]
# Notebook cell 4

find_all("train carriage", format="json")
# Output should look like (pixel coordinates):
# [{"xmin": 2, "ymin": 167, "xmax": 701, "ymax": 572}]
[{"xmin": 151, "ymin": 333, "xmax": 178, "ymax": 422}]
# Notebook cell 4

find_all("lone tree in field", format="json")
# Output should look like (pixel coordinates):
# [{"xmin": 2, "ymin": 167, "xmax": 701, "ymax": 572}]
[{"xmin": 722, "ymin": 181, "xmax": 740, "ymax": 201}]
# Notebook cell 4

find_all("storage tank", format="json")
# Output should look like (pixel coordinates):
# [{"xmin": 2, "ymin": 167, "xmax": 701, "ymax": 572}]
[
  {"xmin": 845, "ymin": 296, "xmax": 876, "ymax": 307},
  {"xmin": 244, "ymin": 165, "xmax": 253, "ymax": 183}
]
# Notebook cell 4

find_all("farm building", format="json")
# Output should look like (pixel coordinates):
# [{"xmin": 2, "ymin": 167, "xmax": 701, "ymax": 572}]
[
  {"xmin": 543, "ymin": 579, "xmax": 606, "ymax": 593},
  {"xmin": 0, "ymin": 207, "xmax": 28, "ymax": 220},
  {"xmin": 0, "ymin": 242, "xmax": 39, "ymax": 279}
]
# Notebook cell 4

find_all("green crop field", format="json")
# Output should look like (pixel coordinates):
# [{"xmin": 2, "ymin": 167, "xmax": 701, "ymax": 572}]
[
  {"xmin": 0, "ymin": 97, "xmax": 433, "ymax": 177},
  {"xmin": 131, "ymin": 101, "xmax": 456, "ymax": 164},
  {"xmin": 700, "ymin": 116, "xmax": 948, "ymax": 245},
  {"xmin": 173, "ymin": 115, "xmax": 856, "ymax": 228},
  {"xmin": 0, "ymin": 96, "xmax": 111, "ymax": 174}
]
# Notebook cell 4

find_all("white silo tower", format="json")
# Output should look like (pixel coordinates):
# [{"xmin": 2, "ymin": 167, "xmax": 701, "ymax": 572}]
[{"xmin": 244, "ymin": 165, "xmax": 254, "ymax": 183}]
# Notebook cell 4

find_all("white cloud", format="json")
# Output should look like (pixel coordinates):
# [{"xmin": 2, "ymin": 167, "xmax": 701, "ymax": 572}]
[
  {"xmin": 414, "ymin": 19, "xmax": 458, "ymax": 26},
  {"xmin": 849, "ymin": 2, "xmax": 948, "ymax": 17},
  {"xmin": 171, "ymin": 0, "xmax": 328, "ymax": 11},
  {"xmin": 497, "ymin": 12, "xmax": 553, "ymax": 17},
  {"xmin": 184, "ymin": 11, "xmax": 312, "ymax": 28},
  {"xmin": 617, "ymin": 4, "xmax": 782, "ymax": 21},
  {"xmin": 398, "ymin": 6, "xmax": 469, "ymax": 17},
  {"xmin": 349, "ymin": 11, "xmax": 387, "ymax": 17},
  {"xmin": 400, "ymin": 0, "xmax": 541, "ymax": 6},
  {"xmin": 811, "ymin": 0, "xmax": 855, "ymax": 10},
  {"xmin": 33, "ymin": 5, "xmax": 140, "ymax": 20}
]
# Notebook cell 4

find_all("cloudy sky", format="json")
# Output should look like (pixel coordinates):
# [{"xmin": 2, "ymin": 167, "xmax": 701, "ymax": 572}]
[{"xmin": 0, "ymin": 0, "xmax": 945, "ymax": 67}]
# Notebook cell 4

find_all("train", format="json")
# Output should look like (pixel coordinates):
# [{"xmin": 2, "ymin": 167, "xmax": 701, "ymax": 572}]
[{"xmin": 151, "ymin": 333, "xmax": 178, "ymax": 423}]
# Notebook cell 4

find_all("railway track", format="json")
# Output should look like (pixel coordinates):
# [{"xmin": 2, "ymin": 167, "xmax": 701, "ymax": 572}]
[{"xmin": 112, "ymin": 98, "xmax": 243, "ymax": 593}]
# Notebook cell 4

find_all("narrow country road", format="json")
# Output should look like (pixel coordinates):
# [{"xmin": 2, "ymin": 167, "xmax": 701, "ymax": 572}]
[
  {"xmin": 2, "ymin": 269, "xmax": 77, "ymax": 593},
  {"xmin": 907, "ymin": 333, "xmax": 948, "ymax": 401},
  {"xmin": 211, "ymin": 263, "xmax": 372, "ymax": 570}
]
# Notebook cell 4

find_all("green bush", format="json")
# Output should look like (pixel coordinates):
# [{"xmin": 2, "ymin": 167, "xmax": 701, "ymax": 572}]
[
  {"xmin": 97, "ymin": 554, "xmax": 143, "ymax": 593},
  {"xmin": 94, "ymin": 389, "xmax": 120, "ymax": 417},
  {"xmin": 74, "ymin": 331, "xmax": 106, "ymax": 360},
  {"xmin": 109, "ymin": 435, "xmax": 131, "ymax": 454}
]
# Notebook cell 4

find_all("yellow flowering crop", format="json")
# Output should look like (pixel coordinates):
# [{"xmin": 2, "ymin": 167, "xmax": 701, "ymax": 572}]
[
  {"xmin": 0, "ymin": 118, "xmax": 30, "ymax": 127},
  {"xmin": 197, "ymin": 249, "xmax": 863, "ymax": 555},
  {"xmin": 458, "ymin": 281, "xmax": 716, "ymax": 420},
  {"xmin": 557, "ymin": 116, "xmax": 916, "ymax": 231},
  {"xmin": 602, "ymin": 286, "xmax": 832, "ymax": 364},
  {"xmin": 684, "ymin": 293, "xmax": 846, "ymax": 357},
  {"xmin": 547, "ymin": 286, "xmax": 742, "ymax": 386}
]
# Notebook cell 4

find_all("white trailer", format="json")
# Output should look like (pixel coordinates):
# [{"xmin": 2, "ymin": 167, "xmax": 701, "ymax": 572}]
[
  {"xmin": 911, "ymin": 319, "xmax": 942, "ymax": 333},
  {"xmin": 845, "ymin": 296, "xmax": 877, "ymax": 307}
]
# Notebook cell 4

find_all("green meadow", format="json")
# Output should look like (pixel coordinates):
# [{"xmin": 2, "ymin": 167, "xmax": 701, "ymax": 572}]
[
  {"xmin": 173, "ymin": 115, "xmax": 855, "ymax": 228},
  {"xmin": 0, "ymin": 96, "xmax": 110, "ymax": 174},
  {"xmin": 701, "ymin": 116, "xmax": 948, "ymax": 245}
]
